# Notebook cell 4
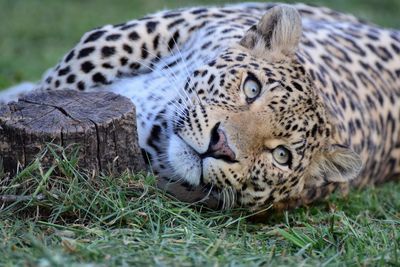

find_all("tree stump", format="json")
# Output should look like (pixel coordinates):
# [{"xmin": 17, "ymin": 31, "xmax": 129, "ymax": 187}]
[{"xmin": 0, "ymin": 90, "xmax": 145, "ymax": 176}]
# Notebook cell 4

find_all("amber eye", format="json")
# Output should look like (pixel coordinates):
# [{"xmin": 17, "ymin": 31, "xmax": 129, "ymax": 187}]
[
  {"xmin": 243, "ymin": 76, "xmax": 261, "ymax": 102},
  {"xmin": 272, "ymin": 146, "xmax": 292, "ymax": 166}
]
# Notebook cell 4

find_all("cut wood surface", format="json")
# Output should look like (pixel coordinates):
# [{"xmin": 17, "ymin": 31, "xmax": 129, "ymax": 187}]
[{"xmin": 0, "ymin": 90, "xmax": 145, "ymax": 175}]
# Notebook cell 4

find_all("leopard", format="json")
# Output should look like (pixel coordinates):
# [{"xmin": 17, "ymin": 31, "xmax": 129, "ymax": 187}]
[{"xmin": 1, "ymin": 2, "xmax": 399, "ymax": 211}]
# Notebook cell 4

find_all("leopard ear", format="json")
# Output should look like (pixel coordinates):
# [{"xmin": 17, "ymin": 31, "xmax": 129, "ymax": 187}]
[
  {"xmin": 305, "ymin": 144, "xmax": 363, "ymax": 187},
  {"xmin": 240, "ymin": 5, "xmax": 302, "ymax": 57}
]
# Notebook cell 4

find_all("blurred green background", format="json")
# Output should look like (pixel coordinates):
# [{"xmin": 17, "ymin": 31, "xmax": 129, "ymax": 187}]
[{"xmin": 0, "ymin": 0, "xmax": 399, "ymax": 89}]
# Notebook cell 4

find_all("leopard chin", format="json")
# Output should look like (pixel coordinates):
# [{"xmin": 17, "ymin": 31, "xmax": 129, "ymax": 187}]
[{"xmin": 167, "ymin": 134, "xmax": 202, "ymax": 186}]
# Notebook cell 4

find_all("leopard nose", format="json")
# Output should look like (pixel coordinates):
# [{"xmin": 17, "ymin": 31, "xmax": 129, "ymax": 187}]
[{"xmin": 202, "ymin": 122, "xmax": 236, "ymax": 162}]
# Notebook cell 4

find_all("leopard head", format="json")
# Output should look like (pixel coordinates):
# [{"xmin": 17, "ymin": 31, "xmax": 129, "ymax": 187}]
[{"xmin": 166, "ymin": 5, "xmax": 362, "ymax": 210}]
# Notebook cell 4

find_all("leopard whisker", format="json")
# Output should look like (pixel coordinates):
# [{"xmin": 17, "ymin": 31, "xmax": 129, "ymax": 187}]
[
  {"xmin": 124, "ymin": 57, "xmax": 189, "ymax": 107},
  {"xmin": 167, "ymin": 31, "xmax": 202, "ymax": 107},
  {"xmin": 139, "ymin": 47, "xmax": 192, "ymax": 108}
]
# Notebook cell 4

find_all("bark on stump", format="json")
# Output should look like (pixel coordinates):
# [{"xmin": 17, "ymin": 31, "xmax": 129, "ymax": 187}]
[{"xmin": 0, "ymin": 90, "xmax": 145, "ymax": 176}]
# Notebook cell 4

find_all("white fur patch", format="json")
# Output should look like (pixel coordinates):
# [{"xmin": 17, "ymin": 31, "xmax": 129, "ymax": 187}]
[
  {"xmin": 0, "ymin": 82, "xmax": 37, "ymax": 103},
  {"xmin": 167, "ymin": 134, "xmax": 202, "ymax": 185}
]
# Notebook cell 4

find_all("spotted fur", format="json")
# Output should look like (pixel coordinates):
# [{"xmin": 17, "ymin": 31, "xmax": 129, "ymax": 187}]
[{"xmin": 3, "ymin": 3, "xmax": 400, "ymax": 210}]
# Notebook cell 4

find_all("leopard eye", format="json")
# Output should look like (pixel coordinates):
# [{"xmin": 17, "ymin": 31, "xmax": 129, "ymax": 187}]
[
  {"xmin": 272, "ymin": 146, "xmax": 292, "ymax": 166},
  {"xmin": 243, "ymin": 76, "xmax": 261, "ymax": 102}
]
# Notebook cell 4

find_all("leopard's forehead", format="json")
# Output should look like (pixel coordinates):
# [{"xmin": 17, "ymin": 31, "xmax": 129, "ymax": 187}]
[{"xmin": 189, "ymin": 48, "xmax": 319, "ymax": 111}]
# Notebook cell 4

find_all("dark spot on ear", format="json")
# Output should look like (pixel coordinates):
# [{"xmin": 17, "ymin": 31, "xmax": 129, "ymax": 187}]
[{"xmin": 261, "ymin": 14, "xmax": 279, "ymax": 49}]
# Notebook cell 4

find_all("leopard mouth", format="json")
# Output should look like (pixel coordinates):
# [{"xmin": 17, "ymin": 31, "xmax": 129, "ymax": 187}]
[
  {"xmin": 200, "ymin": 151, "xmax": 239, "ymax": 164},
  {"xmin": 177, "ymin": 122, "xmax": 239, "ymax": 165},
  {"xmin": 166, "ymin": 133, "xmax": 241, "ymax": 210},
  {"xmin": 175, "ymin": 134, "xmax": 209, "ymax": 183}
]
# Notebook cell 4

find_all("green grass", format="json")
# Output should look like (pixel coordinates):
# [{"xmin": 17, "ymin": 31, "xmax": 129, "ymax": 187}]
[
  {"xmin": 0, "ymin": 1, "xmax": 399, "ymax": 266},
  {"xmin": 1, "ymin": 146, "xmax": 400, "ymax": 266}
]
